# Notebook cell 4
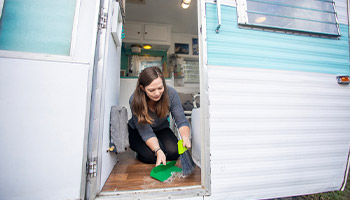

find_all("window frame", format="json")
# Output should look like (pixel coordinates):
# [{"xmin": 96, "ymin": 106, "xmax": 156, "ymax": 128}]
[
  {"xmin": 0, "ymin": 0, "xmax": 4, "ymax": 19},
  {"xmin": 0, "ymin": 0, "xmax": 81, "ymax": 62},
  {"xmin": 183, "ymin": 59, "xmax": 200, "ymax": 83},
  {"xmin": 236, "ymin": 0, "xmax": 341, "ymax": 38}
]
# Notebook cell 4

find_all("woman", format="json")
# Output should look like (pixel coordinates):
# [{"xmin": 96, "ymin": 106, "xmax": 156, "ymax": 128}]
[{"xmin": 128, "ymin": 66, "xmax": 191, "ymax": 166}]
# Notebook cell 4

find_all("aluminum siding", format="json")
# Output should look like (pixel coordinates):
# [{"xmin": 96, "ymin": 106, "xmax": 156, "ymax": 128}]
[
  {"xmin": 335, "ymin": 0, "xmax": 349, "ymax": 25},
  {"xmin": 205, "ymin": 3, "xmax": 350, "ymax": 200}
]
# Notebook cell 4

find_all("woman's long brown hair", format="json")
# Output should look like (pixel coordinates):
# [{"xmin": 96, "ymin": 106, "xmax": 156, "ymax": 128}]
[{"xmin": 131, "ymin": 67, "xmax": 169, "ymax": 124}]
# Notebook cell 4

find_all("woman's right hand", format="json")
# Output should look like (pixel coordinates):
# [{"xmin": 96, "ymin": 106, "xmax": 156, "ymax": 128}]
[{"xmin": 155, "ymin": 150, "xmax": 166, "ymax": 166}]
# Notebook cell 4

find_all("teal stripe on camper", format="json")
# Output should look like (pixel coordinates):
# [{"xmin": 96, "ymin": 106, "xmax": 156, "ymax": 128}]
[{"xmin": 206, "ymin": 3, "xmax": 350, "ymax": 75}]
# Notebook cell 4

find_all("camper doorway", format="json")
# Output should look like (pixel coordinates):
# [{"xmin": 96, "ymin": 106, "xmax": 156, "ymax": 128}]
[{"xmin": 96, "ymin": 0, "xmax": 208, "ymax": 199}]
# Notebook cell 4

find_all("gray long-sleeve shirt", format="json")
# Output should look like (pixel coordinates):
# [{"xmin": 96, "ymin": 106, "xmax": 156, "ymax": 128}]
[{"xmin": 128, "ymin": 86, "xmax": 190, "ymax": 142}]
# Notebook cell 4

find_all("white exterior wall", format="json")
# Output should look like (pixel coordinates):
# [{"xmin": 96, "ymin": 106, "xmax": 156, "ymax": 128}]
[
  {"xmin": 0, "ymin": 60, "xmax": 90, "ymax": 200},
  {"xmin": 206, "ymin": 66, "xmax": 350, "ymax": 200}
]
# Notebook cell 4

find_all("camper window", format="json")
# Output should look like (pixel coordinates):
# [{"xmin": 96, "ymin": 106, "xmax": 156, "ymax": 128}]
[
  {"xmin": 236, "ymin": 0, "xmax": 340, "ymax": 38},
  {"xmin": 183, "ymin": 60, "xmax": 199, "ymax": 83},
  {"xmin": 0, "ymin": 0, "xmax": 77, "ymax": 55}
]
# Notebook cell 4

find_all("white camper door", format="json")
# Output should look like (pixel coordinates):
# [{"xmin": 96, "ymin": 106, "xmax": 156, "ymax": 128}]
[
  {"xmin": 85, "ymin": 0, "xmax": 124, "ymax": 198},
  {"xmin": 85, "ymin": 0, "xmax": 110, "ymax": 198},
  {"xmin": 0, "ymin": 0, "xmax": 101, "ymax": 200}
]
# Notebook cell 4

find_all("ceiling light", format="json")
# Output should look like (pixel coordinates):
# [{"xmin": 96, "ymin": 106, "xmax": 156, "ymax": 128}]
[
  {"xmin": 181, "ymin": 2, "xmax": 190, "ymax": 9},
  {"xmin": 181, "ymin": 0, "xmax": 191, "ymax": 9},
  {"xmin": 143, "ymin": 44, "xmax": 152, "ymax": 49},
  {"xmin": 131, "ymin": 45, "xmax": 142, "ymax": 53}
]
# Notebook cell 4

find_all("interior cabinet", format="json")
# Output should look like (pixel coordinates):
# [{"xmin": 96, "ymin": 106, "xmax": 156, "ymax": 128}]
[
  {"xmin": 144, "ymin": 24, "xmax": 168, "ymax": 42},
  {"xmin": 123, "ymin": 23, "xmax": 142, "ymax": 40},
  {"xmin": 123, "ymin": 22, "xmax": 171, "ymax": 46}
]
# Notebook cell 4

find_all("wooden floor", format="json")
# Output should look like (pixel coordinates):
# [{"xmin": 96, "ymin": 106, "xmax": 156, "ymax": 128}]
[{"xmin": 102, "ymin": 150, "xmax": 201, "ymax": 192}]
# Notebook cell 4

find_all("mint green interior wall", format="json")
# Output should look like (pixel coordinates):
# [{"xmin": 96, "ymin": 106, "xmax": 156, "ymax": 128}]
[
  {"xmin": 0, "ymin": 0, "xmax": 76, "ymax": 55},
  {"xmin": 206, "ymin": 3, "xmax": 350, "ymax": 75},
  {"xmin": 121, "ymin": 45, "xmax": 168, "ymax": 76}
]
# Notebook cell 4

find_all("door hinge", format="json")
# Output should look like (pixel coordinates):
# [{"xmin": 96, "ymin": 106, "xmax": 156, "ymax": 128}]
[
  {"xmin": 86, "ymin": 157, "xmax": 98, "ymax": 177},
  {"xmin": 99, "ymin": 9, "xmax": 108, "ymax": 30}
]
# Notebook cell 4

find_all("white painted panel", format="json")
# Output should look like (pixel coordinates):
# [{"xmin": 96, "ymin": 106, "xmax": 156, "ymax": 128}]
[
  {"xmin": 73, "ymin": 0, "xmax": 100, "ymax": 63},
  {"xmin": 0, "ymin": 58, "xmax": 90, "ymax": 200},
  {"xmin": 207, "ymin": 66, "xmax": 350, "ymax": 200},
  {"xmin": 335, "ymin": 0, "xmax": 348, "ymax": 25}
]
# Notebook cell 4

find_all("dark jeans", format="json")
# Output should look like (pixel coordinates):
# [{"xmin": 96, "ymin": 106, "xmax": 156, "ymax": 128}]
[{"xmin": 128, "ymin": 124, "xmax": 180, "ymax": 164}]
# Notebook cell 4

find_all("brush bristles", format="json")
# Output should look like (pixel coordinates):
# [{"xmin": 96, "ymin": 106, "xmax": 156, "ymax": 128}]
[{"xmin": 180, "ymin": 150, "xmax": 195, "ymax": 176}]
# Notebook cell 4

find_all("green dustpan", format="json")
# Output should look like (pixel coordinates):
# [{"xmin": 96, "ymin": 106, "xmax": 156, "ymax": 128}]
[{"xmin": 150, "ymin": 160, "xmax": 182, "ymax": 182}]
